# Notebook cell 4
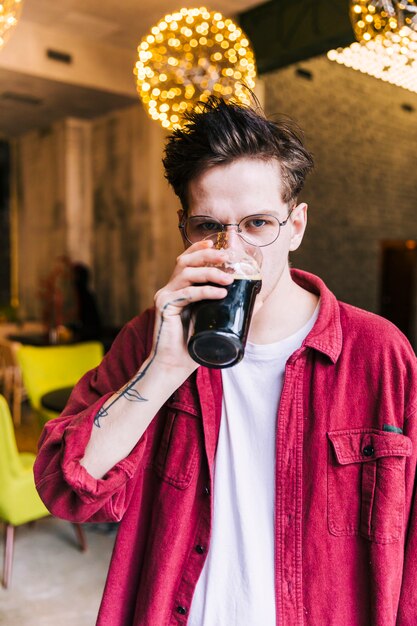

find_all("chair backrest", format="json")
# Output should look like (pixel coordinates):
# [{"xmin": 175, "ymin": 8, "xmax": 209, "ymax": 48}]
[
  {"xmin": 0, "ymin": 339, "xmax": 16, "ymax": 369},
  {"xmin": 17, "ymin": 342, "xmax": 104, "ymax": 411},
  {"xmin": 0, "ymin": 394, "xmax": 24, "ymax": 477},
  {"xmin": 0, "ymin": 393, "xmax": 49, "ymax": 528}
]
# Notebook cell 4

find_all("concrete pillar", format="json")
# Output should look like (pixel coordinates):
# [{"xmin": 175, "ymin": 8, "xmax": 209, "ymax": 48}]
[{"xmin": 65, "ymin": 118, "xmax": 93, "ymax": 267}]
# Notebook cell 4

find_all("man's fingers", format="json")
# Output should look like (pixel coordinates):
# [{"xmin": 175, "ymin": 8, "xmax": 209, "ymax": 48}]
[
  {"xmin": 185, "ymin": 284, "xmax": 229, "ymax": 302},
  {"xmin": 176, "ymin": 266, "xmax": 234, "ymax": 288},
  {"xmin": 155, "ymin": 284, "xmax": 228, "ymax": 316},
  {"xmin": 177, "ymin": 244, "xmax": 228, "ymax": 269},
  {"xmin": 155, "ymin": 239, "xmax": 234, "ymax": 319}
]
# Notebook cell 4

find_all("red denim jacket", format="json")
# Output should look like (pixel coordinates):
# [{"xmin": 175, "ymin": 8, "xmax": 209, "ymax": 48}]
[{"xmin": 34, "ymin": 270, "xmax": 417, "ymax": 626}]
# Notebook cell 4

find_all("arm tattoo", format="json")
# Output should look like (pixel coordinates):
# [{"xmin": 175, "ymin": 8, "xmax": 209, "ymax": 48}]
[{"xmin": 94, "ymin": 297, "xmax": 189, "ymax": 428}]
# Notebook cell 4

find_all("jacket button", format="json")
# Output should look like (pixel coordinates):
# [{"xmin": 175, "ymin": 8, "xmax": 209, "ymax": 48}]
[
  {"xmin": 176, "ymin": 606, "xmax": 187, "ymax": 615},
  {"xmin": 195, "ymin": 544, "xmax": 205, "ymax": 554},
  {"xmin": 204, "ymin": 485, "xmax": 210, "ymax": 496},
  {"xmin": 363, "ymin": 445, "xmax": 374, "ymax": 457}
]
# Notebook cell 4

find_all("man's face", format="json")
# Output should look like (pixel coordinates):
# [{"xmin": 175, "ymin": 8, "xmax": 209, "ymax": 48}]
[{"xmin": 184, "ymin": 157, "xmax": 308, "ymax": 305}]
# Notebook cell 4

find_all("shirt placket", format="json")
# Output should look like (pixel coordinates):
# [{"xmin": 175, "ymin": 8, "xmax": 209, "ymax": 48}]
[
  {"xmin": 169, "ymin": 481, "xmax": 212, "ymax": 624},
  {"xmin": 275, "ymin": 351, "xmax": 306, "ymax": 625},
  {"xmin": 169, "ymin": 367, "xmax": 221, "ymax": 624}
]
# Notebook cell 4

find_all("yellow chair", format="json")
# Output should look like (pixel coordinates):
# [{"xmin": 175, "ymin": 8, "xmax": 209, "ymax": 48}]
[
  {"xmin": 0, "ymin": 395, "xmax": 87, "ymax": 588},
  {"xmin": 17, "ymin": 341, "xmax": 104, "ymax": 422}
]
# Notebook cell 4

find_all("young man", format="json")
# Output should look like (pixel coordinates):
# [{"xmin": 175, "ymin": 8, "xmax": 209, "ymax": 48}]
[{"xmin": 34, "ymin": 98, "xmax": 417, "ymax": 626}]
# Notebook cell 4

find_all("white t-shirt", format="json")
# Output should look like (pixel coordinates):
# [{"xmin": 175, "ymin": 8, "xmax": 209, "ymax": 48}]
[{"xmin": 188, "ymin": 306, "xmax": 319, "ymax": 626}]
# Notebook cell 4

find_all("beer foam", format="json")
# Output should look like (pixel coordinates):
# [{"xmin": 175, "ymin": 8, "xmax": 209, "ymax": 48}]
[
  {"xmin": 227, "ymin": 257, "xmax": 261, "ymax": 279},
  {"xmin": 232, "ymin": 273, "xmax": 262, "ymax": 280},
  {"xmin": 207, "ymin": 243, "xmax": 262, "ymax": 279}
]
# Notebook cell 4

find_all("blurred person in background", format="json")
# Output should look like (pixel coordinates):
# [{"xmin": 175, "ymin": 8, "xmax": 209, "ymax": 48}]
[{"xmin": 71, "ymin": 262, "xmax": 102, "ymax": 341}]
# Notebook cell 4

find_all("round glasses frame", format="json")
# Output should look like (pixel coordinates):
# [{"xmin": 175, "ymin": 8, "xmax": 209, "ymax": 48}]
[{"xmin": 179, "ymin": 208, "xmax": 294, "ymax": 248}]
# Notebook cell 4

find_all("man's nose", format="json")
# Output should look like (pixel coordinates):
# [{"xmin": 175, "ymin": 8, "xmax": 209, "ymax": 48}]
[
  {"xmin": 222, "ymin": 226, "xmax": 245, "ymax": 249},
  {"xmin": 225, "ymin": 226, "xmax": 238, "ymax": 241}
]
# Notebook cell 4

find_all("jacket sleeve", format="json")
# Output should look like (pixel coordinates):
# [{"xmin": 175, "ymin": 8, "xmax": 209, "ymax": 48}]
[
  {"xmin": 396, "ymin": 357, "xmax": 417, "ymax": 625},
  {"xmin": 33, "ymin": 309, "xmax": 155, "ymax": 524},
  {"xmin": 397, "ymin": 469, "xmax": 417, "ymax": 623}
]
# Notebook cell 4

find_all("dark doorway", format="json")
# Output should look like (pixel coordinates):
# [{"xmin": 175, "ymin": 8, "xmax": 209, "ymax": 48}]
[{"xmin": 379, "ymin": 240, "xmax": 417, "ymax": 349}]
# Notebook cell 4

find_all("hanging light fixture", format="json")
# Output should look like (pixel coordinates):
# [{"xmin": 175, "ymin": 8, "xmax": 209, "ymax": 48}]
[
  {"xmin": 0, "ymin": 0, "xmax": 24, "ymax": 50},
  {"xmin": 400, "ymin": 0, "xmax": 417, "ymax": 30},
  {"xmin": 134, "ymin": 6, "xmax": 257, "ymax": 130},
  {"xmin": 349, "ymin": 1, "xmax": 398, "ymax": 42},
  {"xmin": 328, "ymin": 1, "xmax": 417, "ymax": 94}
]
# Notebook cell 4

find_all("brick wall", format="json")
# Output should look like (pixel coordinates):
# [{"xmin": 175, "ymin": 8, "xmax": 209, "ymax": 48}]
[{"xmin": 264, "ymin": 55, "xmax": 417, "ymax": 314}]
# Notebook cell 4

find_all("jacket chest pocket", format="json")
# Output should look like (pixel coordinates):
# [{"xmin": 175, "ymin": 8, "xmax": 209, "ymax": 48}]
[
  {"xmin": 153, "ymin": 401, "xmax": 203, "ymax": 490},
  {"xmin": 327, "ymin": 429, "xmax": 412, "ymax": 543}
]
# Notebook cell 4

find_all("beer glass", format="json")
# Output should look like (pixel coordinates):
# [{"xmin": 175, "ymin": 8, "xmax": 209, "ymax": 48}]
[{"xmin": 187, "ymin": 232, "xmax": 262, "ymax": 368}]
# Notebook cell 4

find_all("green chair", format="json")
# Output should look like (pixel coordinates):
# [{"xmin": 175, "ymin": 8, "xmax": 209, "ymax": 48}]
[
  {"xmin": 17, "ymin": 341, "xmax": 104, "ymax": 422},
  {"xmin": 0, "ymin": 394, "xmax": 87, "ymax": 588}
]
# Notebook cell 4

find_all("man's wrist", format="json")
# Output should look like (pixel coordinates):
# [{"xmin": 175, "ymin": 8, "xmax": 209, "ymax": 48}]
[{"xmin": 136, "ymin": 353, "xmax": 197, "ymax": 394}]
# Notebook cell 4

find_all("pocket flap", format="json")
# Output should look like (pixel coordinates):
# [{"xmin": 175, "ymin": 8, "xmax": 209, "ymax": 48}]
[
  {"xmin": 165, "ymin": 399, "xmax": 200, "ymax": 417},
  {"xmin": 328, "ymin": 429, "xmax": 412, "ymax": 465},
  {"xmin": 166, "ymin": 379, "xmax": 200, "ymax": 417}
]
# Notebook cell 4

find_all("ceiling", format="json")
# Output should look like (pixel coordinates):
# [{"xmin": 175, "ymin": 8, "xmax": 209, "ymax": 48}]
[
  {"xmin": 21, "ymin": 0, "xmax": 262, "ymax": 51},
  {"xmin": 0, "ymin": 0, "xmax": 263, "ymax": 137},
  {"xmin": 0, "ymin": 67, "xmax": 138, "ymax": 136}
]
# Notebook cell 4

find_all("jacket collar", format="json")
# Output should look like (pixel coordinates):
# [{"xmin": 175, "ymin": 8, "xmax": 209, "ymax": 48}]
[
  {"xmin": 194, "ymin": 270, "xmax": 342, "ymax": 467},
  {"xmin": 290, "ymin": 269, "xmax": 342, "ymax": 364},
  {"xmin": 195, "ymin": 269, "xmax": 342, "ymax": 408}
]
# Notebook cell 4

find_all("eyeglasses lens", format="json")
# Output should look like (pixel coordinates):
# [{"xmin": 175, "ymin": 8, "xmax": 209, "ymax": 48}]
[{"xmin": 184, "ymin": 215, "xmax": 281, "ymax": 247}]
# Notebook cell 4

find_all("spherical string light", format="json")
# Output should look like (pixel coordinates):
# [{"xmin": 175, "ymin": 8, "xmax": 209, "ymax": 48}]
[
  {"xmin": 134, "ymin": 7, "xmax": 257, "ymax": 130},
  {"xmin": 350, "ymin": 1, "xmax": 417, "ymax": 42},
  {"xmin": 0, "ymin": 0, "xmax": 23, "ymax": 49},
  {"xmin": 398, "ymin": 0, "xmax": 417, "ymax": 30},
  {"xmin": 350, "ymin": 1, "xmax": 398, "ymax": 42}
]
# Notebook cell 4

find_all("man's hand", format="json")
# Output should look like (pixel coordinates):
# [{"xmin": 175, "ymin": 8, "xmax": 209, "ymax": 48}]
[
  {"xmin": 152, "ymin": 239, "xmax": 234, "ymax": 372},
  {"xmin": 80, "ymin": 239, "xmax": 234, "ymax": 479}
]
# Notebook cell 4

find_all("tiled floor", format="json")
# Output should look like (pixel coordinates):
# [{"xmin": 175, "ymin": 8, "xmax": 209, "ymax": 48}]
[
  {"xmin": 0, "ymin": 519, "xmax": 116, "ymax": 626},
  {"xmin": 1, "ymin": 402, "xmax": 117, "ymax": 626}
]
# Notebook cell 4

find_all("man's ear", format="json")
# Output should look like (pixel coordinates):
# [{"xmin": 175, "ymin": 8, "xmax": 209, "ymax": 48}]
[
  {"xmin": 178, "ymin": 209, "xmax": 189, "ymax": 247},
  {"xmin": 289, "ymin": 202, "xmax": 308, "ymax": 252}
]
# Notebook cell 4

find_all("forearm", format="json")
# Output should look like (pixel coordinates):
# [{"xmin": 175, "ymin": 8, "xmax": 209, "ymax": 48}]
[
  {"xmin": 80, "ymin": 356, "xmax": 193, "ymax": 479},
  {"xmin": 80, "ymin": 241, "xmax": 231, "ymax": 480}
]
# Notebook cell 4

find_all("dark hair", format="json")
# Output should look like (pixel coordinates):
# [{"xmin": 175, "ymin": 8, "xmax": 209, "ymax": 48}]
[
  {"xmin": 163, "ymin": 95, "xmax": 314, "ymax": 211},
  {"xmin": 73, "ymin": 262, "xmax": 90, "ymax": 289}
]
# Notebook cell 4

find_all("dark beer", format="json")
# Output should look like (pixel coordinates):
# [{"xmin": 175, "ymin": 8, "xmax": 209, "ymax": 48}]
[{"xmin": 188, "ymin": 276, "xmax": 262, "ymax": 368}]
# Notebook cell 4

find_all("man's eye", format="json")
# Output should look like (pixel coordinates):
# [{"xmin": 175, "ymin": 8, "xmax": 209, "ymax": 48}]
[
  {"xmin": 198, "ymin": 221, "xmax": 221, "ymax": 232},
  {"xmin": 246, "ymin": 219, "xmax": 267, "ymax": 229}
]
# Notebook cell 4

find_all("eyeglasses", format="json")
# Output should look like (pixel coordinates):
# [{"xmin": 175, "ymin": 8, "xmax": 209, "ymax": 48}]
[{"xmin": 179, "ymin": 209, "xmax": 294, "ymax": 248}]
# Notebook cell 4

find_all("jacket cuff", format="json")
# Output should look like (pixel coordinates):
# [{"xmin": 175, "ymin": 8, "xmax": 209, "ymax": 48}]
[{"xmin": 60, "ymin": 395, "xmax": 145, "ymax": 503}]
